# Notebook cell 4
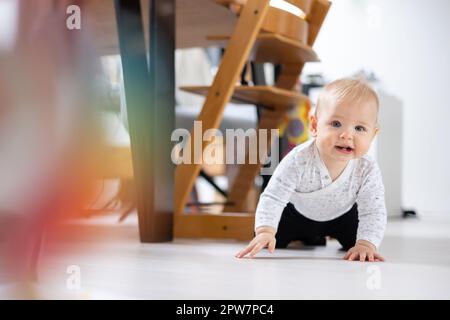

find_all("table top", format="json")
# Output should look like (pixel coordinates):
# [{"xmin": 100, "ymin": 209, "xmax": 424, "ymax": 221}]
[{"xmin": 85, "ymin": 0, "xmax": 238, "ymax": 55}]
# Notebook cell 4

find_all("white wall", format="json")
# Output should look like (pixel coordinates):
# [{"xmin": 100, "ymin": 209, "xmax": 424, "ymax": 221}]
[
  {"xmin": 0, "ymin": 0, "xmax": 18, "ymax": 52},
  {"xmin": 303, "ymin": 0, "xmax": 450, "ymax": 214}
]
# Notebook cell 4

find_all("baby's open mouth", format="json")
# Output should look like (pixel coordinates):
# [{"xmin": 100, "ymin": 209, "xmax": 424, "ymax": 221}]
[{"xmin": 335, "ymin": 145, "xmax": 354, "ymax": 153}]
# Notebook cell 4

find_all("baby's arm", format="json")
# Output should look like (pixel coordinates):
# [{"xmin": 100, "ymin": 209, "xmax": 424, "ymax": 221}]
[
  {"xmin": 344, "ymin": 162, "xmax": 387, "ymax": 262},
  {"xmin": 253, "ymin": 149, "xmax": 300, "ymax": 234},
  {"xmin": 236, "ymin": 149, "xmax": 300, "ymax": 258}
]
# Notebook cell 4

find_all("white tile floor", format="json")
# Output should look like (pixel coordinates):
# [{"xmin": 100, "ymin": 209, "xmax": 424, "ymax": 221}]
[{"xmin": 2, "ymin": 212, "xmax": 450, "ymax": 299}]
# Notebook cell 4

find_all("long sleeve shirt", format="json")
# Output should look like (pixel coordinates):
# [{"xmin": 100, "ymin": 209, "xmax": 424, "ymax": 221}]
[{"xmin": 255, "ymin": 139, "xmax": 387, "ymax": 248}]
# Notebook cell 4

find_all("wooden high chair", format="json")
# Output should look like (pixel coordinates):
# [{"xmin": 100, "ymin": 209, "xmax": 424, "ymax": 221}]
[{"xmin": 175, "ymin": 0, "xmax": 331, "ymax": 240}]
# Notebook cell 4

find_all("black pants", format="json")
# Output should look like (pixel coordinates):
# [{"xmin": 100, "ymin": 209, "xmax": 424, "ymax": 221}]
[{"xmin": 275, "ymin": 203, "xmax": 359, "ymax": 251}]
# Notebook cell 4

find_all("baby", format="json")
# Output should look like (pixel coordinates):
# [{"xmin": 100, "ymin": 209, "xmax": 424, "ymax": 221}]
[{"xmin": 236, "ymin": 78, "xmax": 387, "ymax": 262}]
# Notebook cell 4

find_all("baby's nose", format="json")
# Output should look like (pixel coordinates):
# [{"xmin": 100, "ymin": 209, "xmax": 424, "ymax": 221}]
[{"xmin": 339, "ymin": 131, "xmax": 353, "ymax": 140}]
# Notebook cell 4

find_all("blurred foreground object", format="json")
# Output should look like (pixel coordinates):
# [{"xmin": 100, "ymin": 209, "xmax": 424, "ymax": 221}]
[{"xmin": 0, "ymin": 0, "xmax": 106, "ymax": 294}]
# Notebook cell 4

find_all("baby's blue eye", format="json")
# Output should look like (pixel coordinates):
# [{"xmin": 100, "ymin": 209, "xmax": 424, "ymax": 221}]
[
  {"xmin": 355, "ymin": 125, "xmax": 367, "ymax": 132},
  {"xmin": 331, "ymin": 121, "xmax": 341, "ymax": 128}
]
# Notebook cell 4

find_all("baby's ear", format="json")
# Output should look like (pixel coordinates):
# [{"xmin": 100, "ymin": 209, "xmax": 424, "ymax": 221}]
[
  {"xmin": 373, "ymin": 125, "xmax": 380, "ymax": 137},
  {"xmin": 310, "ymin": 114, "xmax": 318, "ymax": 137}
]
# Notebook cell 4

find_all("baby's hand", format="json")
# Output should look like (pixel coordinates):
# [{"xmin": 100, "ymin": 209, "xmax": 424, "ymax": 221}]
[
  {"xmin": 343, "ymin": 240, "xmax": 385, "ymax": 262},
  {"xmin": 235, "ymin": 230, "xmax": 276, "ymax": 259}
]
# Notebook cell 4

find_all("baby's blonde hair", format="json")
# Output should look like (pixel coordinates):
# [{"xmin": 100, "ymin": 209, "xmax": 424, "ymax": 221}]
[{"xmin": 315, "ymin": 78, "xmax": 379, "ymax": 118}]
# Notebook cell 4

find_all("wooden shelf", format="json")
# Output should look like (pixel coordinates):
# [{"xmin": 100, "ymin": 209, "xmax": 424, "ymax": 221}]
[
  {"xmin": 179, "ymin": 85, "xmax": 309, "ymax": 109},
  {"xmin": 207, "ymin": 32, "xmax": 319, "ymax": 64},
  {"xmin": 174, "ymin": 212, "xmax": 254, "ymax": 241},
  {"xmin": 215, "ymin": 1, "xmax": 310, "ymax": 43},
  {"xmin": 215, "ymin": 0, "xmax": 313, "ymax": 16},
  {"xmin": 214, "ymin": 0, "xmax": 314, "ymax": 18}
]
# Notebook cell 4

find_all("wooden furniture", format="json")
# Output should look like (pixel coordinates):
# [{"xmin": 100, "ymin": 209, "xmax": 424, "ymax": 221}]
[
  {"xmin": 86, "ymin": 0, "xmax": 239, "ymax": 55},
  {"xmin": 114, "ymin": 0, "xmax": 175, "ymax": 242},
  {"xmin": 84, "ymin": 0, "xmax": 242, "ymax": 242},
  {"xmin": 175, "ymin": 0, "xmax": 331, "ymax": 240},
  {"xmin": 86, "ymin": 0, "xmax": 330, "ymax": 242},
  {"xmin": 179, "ymin": 85, "xmax": 309, "ymax": 110}
]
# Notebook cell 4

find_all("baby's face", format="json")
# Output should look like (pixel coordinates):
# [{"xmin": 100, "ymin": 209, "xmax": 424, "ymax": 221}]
[{"xmin": 311, "ymin": 98, "xmax": 379, "ymax": 163}]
